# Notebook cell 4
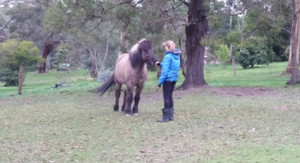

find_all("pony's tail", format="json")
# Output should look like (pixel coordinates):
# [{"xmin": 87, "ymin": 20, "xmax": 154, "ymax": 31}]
[{"xmin": 98, "ymin": 73, "xmax": 115, "ymax": 95}]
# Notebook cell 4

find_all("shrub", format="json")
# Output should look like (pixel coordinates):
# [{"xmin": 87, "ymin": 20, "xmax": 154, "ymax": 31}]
[
  {"xmin": 57, "ymin": 63, "xmax": 70, "ymax": 71},
  {"xmin": 98, "ymin": 69, "xmax": 113, "ymax": 82},
  {"xmin": 237, "ymin": 37, "xmax": 274, "ymax": 69},
  {"xmin": 216, "ymin": 44, "xmax": 229, "ymax": 65},
  {"xmin": 0, "ymin": 68, "xmax": 19, "ymax": 86},
  {"xmin": 0, "ymin": 39, "xmax": 41, "ymax": 87}
]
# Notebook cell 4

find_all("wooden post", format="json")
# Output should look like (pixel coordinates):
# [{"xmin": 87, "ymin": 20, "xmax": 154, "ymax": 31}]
[
  {"xmin": 229, "ymin": 43, "xmax": 236, "ymax": 76},
  {"xmin": 18, "ymin": 65, "xmax": 24, "ymax": 95}
]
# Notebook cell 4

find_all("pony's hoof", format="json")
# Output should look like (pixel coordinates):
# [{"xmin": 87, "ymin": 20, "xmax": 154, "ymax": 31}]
[
  {"xmin": 133, "ymin": 113, "xmax": 139, "ymax": 116},
  {"xmin": 114, "ymin": 107, "xmax": 119, "ymax": 112},
  {"xmin": 125, "ymin": 114, "xmax": 131, "ymax": 116}
]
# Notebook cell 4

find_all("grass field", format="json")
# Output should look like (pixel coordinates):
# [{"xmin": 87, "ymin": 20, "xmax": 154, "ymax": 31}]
[
  {"xmin": 0, "ymin": 62, "xmax": 291, "ymax": 98},
  {"xmin": 1, "ymin": 62, "xmax": 300, "ymax": 162}
]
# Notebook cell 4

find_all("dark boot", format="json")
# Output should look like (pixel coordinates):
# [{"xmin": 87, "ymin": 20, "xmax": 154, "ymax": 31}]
[
  {"xmin": 157, "ymin": 108, "xmax": 169, "ymax": 122},
  {"xmin": 169, "ymin": 108, "xmax": 174, "ymax": 121}
]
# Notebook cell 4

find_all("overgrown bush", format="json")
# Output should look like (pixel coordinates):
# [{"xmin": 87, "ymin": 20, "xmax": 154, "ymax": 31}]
[
  {"xmin": 98, "ymin": 69, "xmax": 113, "ymax": 82},
  {"xmin": 0, "ymin": 39, "xmax": 41, "ymax": 87},
  {"xmin": 0, "ymin": 68, "xmax": 19, "ymax": 86},
  {"xmin": 237, "ymin": 37, "xmax": 274, "ymax": 69},
  {"xmin": 216, "ymin": 44, "xmax": 229, "ymax": 65}
]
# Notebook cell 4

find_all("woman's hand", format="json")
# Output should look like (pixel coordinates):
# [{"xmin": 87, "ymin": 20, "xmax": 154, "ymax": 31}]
[{"xmin": 157, "ymin": 85, "xmax": 161, "ymax": 91}]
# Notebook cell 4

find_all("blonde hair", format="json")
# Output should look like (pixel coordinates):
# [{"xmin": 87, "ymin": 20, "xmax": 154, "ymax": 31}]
[{"xmin": 162, "ymin": 40, "xmax": 176, "ymax": 51}]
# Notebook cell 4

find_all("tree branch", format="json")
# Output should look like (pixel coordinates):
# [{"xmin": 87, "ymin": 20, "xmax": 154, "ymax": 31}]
[
  {"xmin": 281, "ymin": 27, "xmax": 291, "ymax": 35},
  {"xmin": 0, "ymin": 17, "xmax": 14, "ymax": 33},
  {"xmin": 104, "ymin": 0, "xmax": 132, "ymax": 14},
  {"xmin": 222, "ymin": 8, "xmax": 248, "ymax": 16},
  {"xmin": 133, "ymin": 0, "xmax": 144, "ymax": 7},
  {"xmin": 178, "ymin": 0, "xmax": 189, "ymax": 7},
  {"xmin": 161, "ymin": 0, "xmax": 186, "ymax": 13}
]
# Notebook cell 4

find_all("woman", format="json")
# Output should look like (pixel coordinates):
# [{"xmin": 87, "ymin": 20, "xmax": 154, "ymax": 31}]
[{"xmin": 156, "ymin": 40, "xmax": 181, "ymax": 122}]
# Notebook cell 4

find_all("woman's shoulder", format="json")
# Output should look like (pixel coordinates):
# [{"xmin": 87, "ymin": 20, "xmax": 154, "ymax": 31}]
[
  {"xmin": 173, "ymin": 49, "xmax": 181, "ymax": 54},
  {"xmin": 166, "ymin": 49, "xmax": 181, "ymax": 54}
]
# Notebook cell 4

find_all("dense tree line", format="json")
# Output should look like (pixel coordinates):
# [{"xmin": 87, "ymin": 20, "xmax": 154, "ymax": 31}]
[{"xmin": 0, "ymin": 0, "xmax": 299, "ymax": 88}]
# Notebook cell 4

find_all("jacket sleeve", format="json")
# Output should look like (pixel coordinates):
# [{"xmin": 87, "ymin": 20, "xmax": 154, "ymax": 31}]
[{"xmin": 158, "ymin": 55, "xmax": 171, "ymax": 86}]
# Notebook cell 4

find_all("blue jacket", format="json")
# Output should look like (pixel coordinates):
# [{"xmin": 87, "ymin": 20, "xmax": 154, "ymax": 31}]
[{"xmin": 158, "ymin": 49, "xmax": 181, "ymax": 86}]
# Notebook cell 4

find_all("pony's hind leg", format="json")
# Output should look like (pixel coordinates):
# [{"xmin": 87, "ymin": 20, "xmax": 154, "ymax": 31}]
[
  {"xmin": 121, "ymin": 90, "xmax": 127, "ymax": 112},
  {"xmin": 132, "ymin": 84, "xmax": 144, "ymax": 116},
  {"xmin": 114, "ymin": 83, "xmax": 122, "ymax": 112}
]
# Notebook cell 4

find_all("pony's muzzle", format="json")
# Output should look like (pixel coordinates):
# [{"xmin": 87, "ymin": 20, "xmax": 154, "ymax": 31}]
[
  {"xmin": 145, "ymin": 57, "xmax": 156, "ymax": 67},
  {"xmin": 150, "ymin": 58, "xmax": 157, "ymax": 66}
]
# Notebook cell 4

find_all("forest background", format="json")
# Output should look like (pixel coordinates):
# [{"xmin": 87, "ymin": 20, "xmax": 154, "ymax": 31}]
[{"xmin": 0, "ymin": 0, "xmax": 299, "ymax": 91}]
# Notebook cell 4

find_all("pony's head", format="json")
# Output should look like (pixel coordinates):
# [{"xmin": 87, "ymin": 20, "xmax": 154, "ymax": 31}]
[{"xmin": 138, "ymin": 39, "xmax": 157, "ymax": 66}]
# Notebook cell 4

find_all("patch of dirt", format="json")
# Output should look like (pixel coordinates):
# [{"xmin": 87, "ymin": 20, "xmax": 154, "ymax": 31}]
[
  {"xmin": 140, "ymin": 86, "xmax": 277, "ymax": 103},
  {"xmin": 209, "ymin": 87, "xmax": 277, "ymax": 97},
  {"xmin": 0, "ymin": 86, "xmax": 278, "ymax": 108}
]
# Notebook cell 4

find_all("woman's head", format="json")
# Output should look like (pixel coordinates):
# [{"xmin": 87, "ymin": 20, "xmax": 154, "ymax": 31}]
[{"xmin": 162, "ymin": 40, "xmax": 175, "ymax": 51}]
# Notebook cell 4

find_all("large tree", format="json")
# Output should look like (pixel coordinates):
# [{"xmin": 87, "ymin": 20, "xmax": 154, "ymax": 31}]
[
  {"xmin": 4, "ymin": 1, "xmax": 61, "ymax": 73},
  {"xmin": 287, "ymin": 0, "xmax": 300, "ymax": 85},
  {"xmin": 44, "ymin": 0, "xmax": 143, "ymax": 77},
  {"xmin": 180, "ymin": 0, "xmax": 209, "ymax": 89}
]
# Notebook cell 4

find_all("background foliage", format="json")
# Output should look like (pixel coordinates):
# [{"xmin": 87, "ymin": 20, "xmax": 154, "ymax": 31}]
[
  {"xmin": 0, "ymin": 0, "xmax": 296, "ymax": 85},
  {"xmin": 237, "ymin": 37, "xmax": 274, "ymax": 69},
  {"xmin": 0, "ymin": 39, "xmax": 41, "ymax": 86}
]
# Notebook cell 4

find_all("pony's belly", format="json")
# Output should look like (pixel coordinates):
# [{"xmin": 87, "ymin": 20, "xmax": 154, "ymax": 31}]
[
  {"xmin": 115, "ymin": 55, "xmax": 132, "ymax": 84},
  {"xmin": 115, "ymin": 58, "xmax": 148, "ymax": 86}
]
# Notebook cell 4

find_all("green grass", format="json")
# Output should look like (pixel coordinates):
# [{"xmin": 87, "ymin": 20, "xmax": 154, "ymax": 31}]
[
  {"xmin": 204, "ymin": 62, "xmax": 289, "ymax": 87},
  {"xmin": 1, "ymin": 87, "xmax": 300, "ymax": 162},
  {"xmin": 1, "ymin": 62, "xmax": 300, "ymax": 162},
  {"xmin": 0, "ymin": 70, "xmax": 99, "ymax": 98},
  {"xmin": 0, "ymin": 62, "xmax": 290, "ymax": 98}
]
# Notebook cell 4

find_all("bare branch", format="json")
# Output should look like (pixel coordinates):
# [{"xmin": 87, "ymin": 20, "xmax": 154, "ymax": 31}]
[
  {"xmin": 161, "ymin": 0, "xmax": 186, "ymax": 13},
  {"xmin": 104, "ymin": 0, "xmax": 132, "ymax": 14},
  {"xmin": 178, "ymin": 0, "xmax": 189, "ymax": 7},
  {"xmin": 222, "ymin": 8, "xmax": 248, "ymax": 16},
  {"xmin": 281, "ymin": 27, "xmax": 291, "ymax": 35},
  {"xmin": 133, "ymin": 0, "xmax": 144, "ymax": 7},
  {"xmin": 0, "ymin": 17, "xmax": 14, "ymax": 33}
]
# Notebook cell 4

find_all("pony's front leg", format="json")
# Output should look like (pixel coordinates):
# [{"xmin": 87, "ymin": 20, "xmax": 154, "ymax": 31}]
[
  {"xmin": 132, "ymin": 84, "xmax": 144, "ymax": 116},
  {"xmin": 124, "ymin": 86, "xmax": 133, "ymax": 116},
  {"xmin": 121, "ymin": 90, "xmax": 127, "ymax": 112},
  {"xmin": 114, "ymin": 83, "xmax": 122, "ymax": 112}
]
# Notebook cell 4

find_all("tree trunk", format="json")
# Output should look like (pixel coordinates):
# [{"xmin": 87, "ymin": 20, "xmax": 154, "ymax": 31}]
[
  {"xmin": 285, "ymin": 42, "xmax": 292, "ymax": 74},
  {"xmin": 178, "ymin": 38, "xmax": 186, "ymax": 77},
  {"xmin": 18, "ymin": 65, "xmax": 24, "ymax": 95},
  {"xmin": 229, "ymin": 1, "xmax": 236, "ymax": 76},
  {"xmin": 229, "ymin": 43, "xmax": 236, "ymax": 76},
  {"xmin": 287, "ymin": 0, "xmax": 300, "ymax": 85},
  {"xmin": 119, "ymin": 18, "xmax": 130, "ymax": 55},
  {"xmin": 38, "ymin": 42, "xmax": 55, "ymax": 73},
  {"xmin": 87, "ymin": 48, "xmax": 99, "ymax": 78},
  {"xmin": 90, "ymin": 61, "xmax": 97, "ymax": 78},
  {"xmin": 180, "ymin": 0, "xmax": 208, "ymax": 89}
]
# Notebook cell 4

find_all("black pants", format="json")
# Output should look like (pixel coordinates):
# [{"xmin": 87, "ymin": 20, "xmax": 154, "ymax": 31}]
[{"xmin": 163, "ymin": 81, "xmax": 176, "ymax": 108}]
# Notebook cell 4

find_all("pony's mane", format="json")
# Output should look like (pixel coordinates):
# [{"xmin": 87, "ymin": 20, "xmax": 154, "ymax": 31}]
[
  {"xmin": 129, "ymin": 38, "xmax": 151, "ymax": 68},
  {"xmin": 129, "ymin": 38, "xmax": 147, "ymax": 54}
]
